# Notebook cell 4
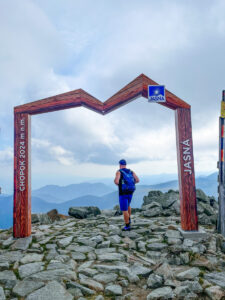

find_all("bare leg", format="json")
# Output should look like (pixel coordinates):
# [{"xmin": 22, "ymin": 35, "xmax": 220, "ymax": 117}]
[
  {"xmin": 128, "ymin": 206, "xmax": 131, "ymax": 218},
  {"xmin": 123, "ymin": 211, "xmax": 129, "ymax": 224}
]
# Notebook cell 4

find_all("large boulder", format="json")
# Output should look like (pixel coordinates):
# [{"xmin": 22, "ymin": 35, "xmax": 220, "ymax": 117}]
[
  {"xmin": 32, "ymin": 210, "xmax": 69, "ymax": 224},
  {"xmin": 141, "ymin": 189, "xmax": 218, "ymax": 225},
  {"xmin": 68, "ymin": 206, "xmax": 101, "ymax": 219},
  {"xmin": 142, "ymin": 190, "xmax": 179, "ymax": 209}
]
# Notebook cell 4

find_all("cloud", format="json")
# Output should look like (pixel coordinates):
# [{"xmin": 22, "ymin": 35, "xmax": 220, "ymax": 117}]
[
  {"xmin": 0, "ymin": 0, "xmax": 224, "ymax": 191},
  {"xmin": 32, "ymin": 138, "xmax": 75, "ymax": 166},
  {"xmin": 0, "ymin": 147, "xmax": 13, "ymax": 165}
]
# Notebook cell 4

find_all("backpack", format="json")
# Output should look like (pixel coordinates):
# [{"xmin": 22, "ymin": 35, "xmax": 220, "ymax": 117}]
[{"xmin": 120, "ymin": 169, "xmax": 136, "ymax": 193}]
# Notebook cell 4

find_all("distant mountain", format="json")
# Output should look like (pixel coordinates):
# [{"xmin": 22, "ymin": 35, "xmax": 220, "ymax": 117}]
[
  {"xmin": 32, "ymin": 182, "xmax": 115, "ymax": 203},
  {"xmin": 0, "ymin": 172, "xmax": 218, "ymax": 229},
  {"xmin": 0, "ymin": 195, "xmax": 13, "ymax": 229}
]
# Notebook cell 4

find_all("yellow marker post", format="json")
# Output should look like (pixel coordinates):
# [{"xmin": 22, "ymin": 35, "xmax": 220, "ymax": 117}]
[{"xmin": 221, "ymin": 101, "xmax": 225, "ymax": 118}]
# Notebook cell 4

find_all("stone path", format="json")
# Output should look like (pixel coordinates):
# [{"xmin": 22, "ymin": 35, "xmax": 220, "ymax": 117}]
[{"xmin": 0, "ymin": 212, "xmax": 225, "ymax": 299}]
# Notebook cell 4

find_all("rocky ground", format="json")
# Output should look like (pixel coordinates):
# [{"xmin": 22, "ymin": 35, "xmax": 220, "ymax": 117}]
[{"xmin": 0, "ymin": 190, "xmax": 225, "ymax": 300}]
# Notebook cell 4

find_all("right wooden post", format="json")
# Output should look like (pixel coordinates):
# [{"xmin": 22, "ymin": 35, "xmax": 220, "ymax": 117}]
[{"xmin": 175, "ymin": 107, "xmax": 198, "ymax": 231}]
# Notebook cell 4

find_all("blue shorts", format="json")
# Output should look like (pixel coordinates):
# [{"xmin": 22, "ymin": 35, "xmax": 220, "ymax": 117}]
[{"xmin": 119, "ymin": 194, "xmax": 133, "ymax": 211}]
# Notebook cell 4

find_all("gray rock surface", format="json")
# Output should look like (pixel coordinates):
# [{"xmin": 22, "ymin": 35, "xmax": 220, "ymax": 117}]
[
  {"xmin": 13, "ymin": 278, "xmax": 45, "ymax": 297},
  {"xmin": 147, "ymin": 286, "xmax": 174, "ymax": 299},
  {"xmin": 18, "ymin": 262, "xmax": 44, "ymax": 278},
  {"xmin": 68, "ymin": 206, "xmax": 101, "ymax": 218},
  {"xmin": 205, "ymin": 272, "xmax": 225, "ymax": 289},
  {"xmin": 0, "ymin": 286, "xmax": 5, "ymax": 300},
  {"xmin": 26, "ymin": 280, "xmax": 73, "ymax": 300},
  {"xmin": 0, "ymin": 189, "xmax": 224, "ymax": 299},
  {"xmin": 11, "ymin": 236, "xmax": 32, "ymax": 250},
  {"xmin": 105, "ymin": 284, "xmax": 122, "ymax": 296}
]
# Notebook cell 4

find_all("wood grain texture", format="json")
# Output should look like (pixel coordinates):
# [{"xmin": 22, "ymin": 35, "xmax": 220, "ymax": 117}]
[
  {"xmin": 13, "ymin": 113, "xmax": 31, "ymax": 237},
  {"xmin": 14, "ymin": 74, "xmax": 190, "ymax": 115},
  {"xmin": 175, "ymin": 108, "xmax": 198, "ymax": 231}
]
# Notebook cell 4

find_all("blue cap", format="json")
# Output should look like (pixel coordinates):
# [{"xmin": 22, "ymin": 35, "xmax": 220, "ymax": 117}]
[{"xmin": 119, "ymin": 159, "xmax": 126, "ymax": 165}]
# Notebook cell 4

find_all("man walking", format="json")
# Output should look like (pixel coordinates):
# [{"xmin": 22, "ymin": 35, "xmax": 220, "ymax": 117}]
[{"xmin": 114, "ymin": 159, "xmax": 139, "ymax": 231}]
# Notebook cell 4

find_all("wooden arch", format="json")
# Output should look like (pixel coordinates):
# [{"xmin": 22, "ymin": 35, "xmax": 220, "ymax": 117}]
[{"xmin": 13, "ymin": 74, "xmax": 198, "ymax": 237}]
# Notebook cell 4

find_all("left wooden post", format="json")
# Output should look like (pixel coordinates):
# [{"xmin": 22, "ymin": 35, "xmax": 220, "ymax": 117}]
[{"xmin": 13, "ymin": 112, "xmax": 31, "ymax": 238}]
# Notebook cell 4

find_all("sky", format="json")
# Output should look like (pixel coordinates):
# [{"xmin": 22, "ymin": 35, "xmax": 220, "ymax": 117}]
[{"xmin": 0, "ymin": 0, "xmax": 224, "ymax": 193}]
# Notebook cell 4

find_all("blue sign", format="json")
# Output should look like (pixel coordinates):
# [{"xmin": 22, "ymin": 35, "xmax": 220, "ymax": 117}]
[{"xmin": 148, "ymin": 85, "xmax": 166, "ymax": 102}]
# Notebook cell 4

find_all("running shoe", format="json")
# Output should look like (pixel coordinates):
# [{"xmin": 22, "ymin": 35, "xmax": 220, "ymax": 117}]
[{"xmin": 122, "ymin": 225, "xmax": 131, "ymax": 231}]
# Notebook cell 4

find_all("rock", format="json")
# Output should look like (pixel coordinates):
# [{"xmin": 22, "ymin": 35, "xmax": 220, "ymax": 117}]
[
  {"xmin": 142, "ymin": 201, "xmax": 162, "ymax": 210},
  {"xmin": 80, "ymin": 277, "xmax": 104, "ymax": 292},
  {"xmin": 2, "ymin": 236, "xmax": 15, "ymax": 247},
  {"xmin": 196, "ymin": 189, "xmax": 208, "ymax": 203},
  {"xmin": 129, "ymin": 263, "xmax": 153, "ymax": 278},
  {"xmin": 68, "ymin": 206, "xmax": 101, "ymax": 219},
  {"xmin": 71, "ymin": 252, "xmax": 86, "ymax": 261},
  {"xmin": 93, "ymin": 273, "xmax": 118, "ymax": 284},
  {"xmin": 155, "ymin": 263, "xmax": 174, "ymax": 280},
  {"xmin": 78, "ymin": 261, "xmax": 94, "ymax": 271},
  {"xmin": 205, "ymin": 285, "xmax": 225, "ymax": 300},
  {"xmin": 174, "ymin": 285, "xmax": 190, "ymax": 298},
  {"xmin": 11, "ymin": 236, "xmax": 32, "ymax": 250},
  {"xmin": 66, "ymin": 281, "xmax": 96, "ymax": 296},
  {"xmin": 147, "ymin": 274, "xmax": 163, "ymax": 288},
  {"xmin": 97, "ymin": 253, "xmax": 125, "ymax": 262},
  {"xmin": 221, "ymin": 242, "xmax": 225, "ymax": 253},
  {"xmin": 20, "ymin": 253, "xmax": 44, "ymax": 264},
  {"xmin": 0, "ymin": 286, "xmax": 5, "ymax": 300},
  {"xmin": 198, "ymin": 213, "xmax": 213, "ymax": 225},
  {"xmin": 13, "ymin": 278, "xmax": 45, "ymax": 297},
  {"xmin": 95, "ymin": 296, "xmax": 104, "ymax": 300},
  {"xmin": 18, "ymin": 262, "xmax": 44, "ymax": 278},
  {"xmin": 77, "ymin": 237, "xmax": 97, "ymax": 248},
  {"xmin": 0, "ymin": 251, "xmax": 23, "ymax": 263},
  {"xmin": 105, "ymin": 284, "xmax": 122, "ymax": 296},
  {"xmin": 143, "ymin": 191, "xmax": 164, "ymax": 205},
  {"xmin": 147, "ymin": 243, "xmax": 168, "ymax": 251},
  {"xmin": 94, "ymin": 264, "xmax": 129, "ymax": 273},
  {"xmin": 176, "ymin": 267, "xmax": 200, "ymax": 281},
  {"xmin": 165, "ymin": 230, "xmax": 182, "ymax": 239},
  {"xmin": 90, "ymin": 235, "xmax": 104, "ymax": 244},
  {"xmin": 0, "ymin": 262, "xmax": 9, "ymax": 271},
  {"xmin": 95, "ymin": 247, "xmax": 116, "ymax": 255},
  {"xmin": 67, "ymin": 287, "xmax": 83, "ymax": 298},
  {"xmin": 147, "ymin": 287, "xmax": 173, "ymax": 300},
  {"xmin": 31, "ymin": 213, "xmax": 52, "ymax": 224},
  {"xmin": 47, "ymin": 209, "xmax": 68, "ymax": 222},
  {"xmin": 108, "ymin": 234, "xmax": 121, "ymax": 244},
  {"xmin": 26, "ymin": 280, "xmax": 73, "ymax": 300},
  {"xmin": 57, "ymin": 236, "xmax": 73, "ymax": 247},
  {"xmin": 79, "ymin": 268, "xmax": 98, "ymax": 277},
  {"xmin": 69, "ymin": 245, "xmax": 94, "ymax": 253},
  {"xmin": 190, "ymin": 256, "xmax": 213, "ymax": 270},
  {"xmin": 143, "ymin": 207, "xmax": 162, "ymax": 217},
  {"xmin": 180, "ymin": 280, "xmax": 203, "ymax": 294},
  {"xmin": 30, "ymin": 268, "xmax": 77, "ymax": 281},
  {"xmin": 0, "ymin": 270, "xmax": 17, "ymax": 289},
  {"xmin": 205, "ymin": 272, "xmax": 225, "ymax": 289}
]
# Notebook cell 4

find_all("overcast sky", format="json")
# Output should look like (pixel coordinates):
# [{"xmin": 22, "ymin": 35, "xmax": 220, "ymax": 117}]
[{"xmin": 0, "ymin": 0, "xmax": 224, "ymax": 193}]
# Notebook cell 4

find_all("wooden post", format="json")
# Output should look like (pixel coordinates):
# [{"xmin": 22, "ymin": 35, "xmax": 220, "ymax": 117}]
[
  {"xmin": 175, "ymin": 108, "xmax": 198, "ymax": 231},
  {"xmin": 13, "ymin": 113, "xmax": 31, "ymax": 237},
  {"xmin": 218, "ymin": 90, "xmax": 225, "ymax": 236}
]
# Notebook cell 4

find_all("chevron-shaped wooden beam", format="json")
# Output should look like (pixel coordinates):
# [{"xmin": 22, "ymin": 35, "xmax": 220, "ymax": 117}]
[{"xmin": 14, "ymin": 74, "xmax": 190, "ymax": 115}]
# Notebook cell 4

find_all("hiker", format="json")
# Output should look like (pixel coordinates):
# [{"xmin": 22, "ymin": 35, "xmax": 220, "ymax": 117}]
[{"xmin": 114, "ymin": 159, "xmax": 139, "ymax": 231}]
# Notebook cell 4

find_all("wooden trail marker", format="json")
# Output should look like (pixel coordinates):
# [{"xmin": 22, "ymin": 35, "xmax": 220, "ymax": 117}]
[
  {"xmin": 218, "ymin": 90, "xmax": 225, "ymax": 237},
  {"xmin": 13, "ymin": 74, "xmax": 198, "ymax": 237}
]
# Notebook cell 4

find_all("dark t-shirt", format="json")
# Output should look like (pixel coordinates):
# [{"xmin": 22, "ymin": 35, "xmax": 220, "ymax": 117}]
[{"xmin": 118, "ymin": 168, "xmax": 134, "ymax": 196}]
